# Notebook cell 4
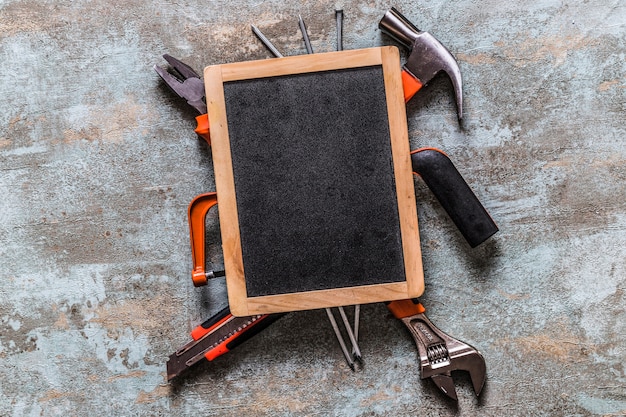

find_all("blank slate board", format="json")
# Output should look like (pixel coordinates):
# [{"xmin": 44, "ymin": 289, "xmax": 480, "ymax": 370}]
[{"xmin": 204, "ymin": 46, "xmax": 424, "ymax": 316}]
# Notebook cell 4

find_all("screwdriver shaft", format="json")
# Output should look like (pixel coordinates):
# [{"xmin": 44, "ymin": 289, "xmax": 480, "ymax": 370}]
[
  {"xmin": 251, "ymin": 25, "xmax": 284, "ymax": 58},
  {"xmin": 298, "ymin": 15, "xmax": 314, "ymax": 54},
  {"xmin": 333, "ymin": 9, "xmax": 362, "ymax": 360},
  {"xmin": 254, "ymin": 17, "xmax": 363, "ymax": 370},
  {"xmin": 338, "ymin": 306, "xmax": 362, "ymax": 360},
  {"xmin": 336, "ymin": 9, "xmax": 344, "ymax": 51},
  {"xmin": 325, "ymin": 308, "xmax": 355, "ymax": 370},
  {"xmin": 352, "ymin": 304, "xmax": 360, "ymax": 356}
]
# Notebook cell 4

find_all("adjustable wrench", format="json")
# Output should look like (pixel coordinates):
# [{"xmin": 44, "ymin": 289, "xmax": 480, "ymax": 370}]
[{"xmin": 387, "ymin": 299, "xmax": 486, "ymax": 400}]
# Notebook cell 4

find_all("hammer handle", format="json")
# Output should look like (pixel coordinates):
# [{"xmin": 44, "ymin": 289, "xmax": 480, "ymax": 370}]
[
  {"xmin": 402, "ymin": 70, "xmax": 423, "ymax": 102},
  {"xmin": 411, "ymin": 148, "xmax": 498, "ymax": 247}
]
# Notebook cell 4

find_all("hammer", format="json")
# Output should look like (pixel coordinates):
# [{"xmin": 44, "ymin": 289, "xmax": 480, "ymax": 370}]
[
  {"xmin": 379, "ymin": 7, "xmax": 463, "ymax": 121},
  {"xmin": 380, "ymin": 8, "xmax": 498, "ymax": 247}
]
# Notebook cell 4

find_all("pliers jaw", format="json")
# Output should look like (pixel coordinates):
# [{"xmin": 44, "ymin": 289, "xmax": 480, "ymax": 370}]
[{"xmin": 153, "ymin": 54, "xmax": 207, "ymax": 115}]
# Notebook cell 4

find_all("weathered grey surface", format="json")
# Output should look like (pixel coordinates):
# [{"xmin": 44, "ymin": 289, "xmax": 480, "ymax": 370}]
[{"xmin": 1, "ymin": 0, "xmax": 624, "ymax": 416}]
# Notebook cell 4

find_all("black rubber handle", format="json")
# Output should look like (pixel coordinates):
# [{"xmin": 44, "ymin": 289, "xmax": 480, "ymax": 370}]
[{"xmin": 411, "ymin": 148, "xmax": 498, "ymax": 247}]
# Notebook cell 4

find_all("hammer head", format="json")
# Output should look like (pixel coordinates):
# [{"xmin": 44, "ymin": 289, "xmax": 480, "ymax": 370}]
[{"xmin": 379, "ymin": 8, "xmax": 463, "ymax": 120}]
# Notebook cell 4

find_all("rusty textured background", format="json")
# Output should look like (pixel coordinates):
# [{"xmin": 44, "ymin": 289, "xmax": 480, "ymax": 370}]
[{"xmin": 1, "ymin": 0, "xmax": 625, "ymax": 416}]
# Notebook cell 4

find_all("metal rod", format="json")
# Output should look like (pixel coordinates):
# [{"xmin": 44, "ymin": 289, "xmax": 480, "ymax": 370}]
[
  {"xmin": 298, "ymin": 13, "xmax": 362, "ymax": 367},
  {"xmin": 254, "ymin": 17, "xmax": 363, "ymax": 370},
  {"xmin": 325, "ymin": 308, "xmax": 355, "ymax": 370},
  {"xmin": 335, "ymin": 8, "xmax": 344, "ymax": 51},
  {"xmin": 251, "ymin": 24, "xmax": 284, "ymax": 58},
  {"xmin": 298, "ymin": 15, "xmax": 314, "ymax": 54},
  {"xmin": 333, "ymin": 9, "xmax": 362, "ymax": 361},
  {"xmin": 338, "ymin": 306, "xmax": 362, "ymax": 361},
  {"xmin": 352, "ymin": 304, "xmax": 360, "ymax": 356}
]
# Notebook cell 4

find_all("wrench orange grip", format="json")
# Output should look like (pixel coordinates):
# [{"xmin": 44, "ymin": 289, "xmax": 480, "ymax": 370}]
[
  {"xmin": 387, "ymin": 299, "xmax": 426, "ymax": 319},
  {"xmin": 188, "ymin": 192, "xmax": 218, "ymax": 286}
]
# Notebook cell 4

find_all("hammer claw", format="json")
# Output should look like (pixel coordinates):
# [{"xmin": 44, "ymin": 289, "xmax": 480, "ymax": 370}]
[{"xmin": 380, "ymin": 8, "xmax": 463, "ymax": 120}]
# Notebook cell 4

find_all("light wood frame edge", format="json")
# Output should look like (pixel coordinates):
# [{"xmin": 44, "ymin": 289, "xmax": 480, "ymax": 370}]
[
  {"xmin": 381, "ymin": 46, "xmax": 425, "ymax": 299},
  {"xmin": 204, "ymin": 46, "xmax": 424, "ymax": 317},
  {"xmin": 204, "ymin": 65, "xmax": 250, "ymax": 315}
]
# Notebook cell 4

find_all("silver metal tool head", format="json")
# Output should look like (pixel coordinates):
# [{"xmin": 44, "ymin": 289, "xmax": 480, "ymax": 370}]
[
  {"xmin": 298, "ymin": 15, "xmax": 314, "ymax": 54},
  {"xmin": 379, "ymin": 7, "xmax": 463, "ymax": 120},
  {"xmin": 252, "ymin": 25, "xmax": 284, "ymax": 58},
  {"xmin": 154, "ymin": 54, "xmax": 206, "ymax": 115},
  {"xmin": 401, "ymin": 311, "xmax": 486, "ymax": 400},
  {"xmin": 423, "ymin": 341, "xmax": 486, "ymax": 400}
]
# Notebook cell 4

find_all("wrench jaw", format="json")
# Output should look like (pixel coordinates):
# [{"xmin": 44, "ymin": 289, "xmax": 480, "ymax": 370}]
[
  {"xmin": 401, "ymin": 313, "xmax": 486, "ymax": 401},
  {"xmin": 449, "ymin": 348, "xmax": 487, "ymax": 397}
]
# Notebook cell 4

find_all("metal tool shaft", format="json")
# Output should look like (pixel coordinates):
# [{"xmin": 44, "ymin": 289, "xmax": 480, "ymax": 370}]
[
  {"xmin": 326, "ymin": 308, "xmax": 355, "ymax": 370},
  {"xmin": 251, "ymin": 25, "xmax": 284, "ymax": 58},
  {"xmin": 298, "ymin": 15, "xmax": 314, "ymax": 53},
  {"xmin": 335, "ymin": 9, "xmax": 344, "ymax": 51},
  {"xmin": 252, "ymin": 18, "xmax": 364, "ymax": 371},
  {"xmin": 299, "ymin": 13, "xmax": 363, "ymax": 366},
  {"xmin": 338, "ymin": 306, "xmax": 362, "ymax": 360}
]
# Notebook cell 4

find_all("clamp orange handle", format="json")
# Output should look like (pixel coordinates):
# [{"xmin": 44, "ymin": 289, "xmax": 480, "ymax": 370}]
[
  {"xmin": 194, "ymin": 114, "xmax": 211, "ymax": 145},
  {"xmin": 188, "ymin": 192, "xmax": 218, "ymax": 286}
]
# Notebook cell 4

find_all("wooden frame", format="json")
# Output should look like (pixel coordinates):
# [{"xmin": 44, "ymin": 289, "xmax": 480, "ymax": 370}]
[{"xmin": 204, "ymin": 46, "xmax": 423, "ymax": 316}]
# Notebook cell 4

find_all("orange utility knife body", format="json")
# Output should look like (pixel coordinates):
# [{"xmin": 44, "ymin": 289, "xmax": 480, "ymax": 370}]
[{"xmin": 166, "ymin": 306, "xmax": 283, "ymax": 380}]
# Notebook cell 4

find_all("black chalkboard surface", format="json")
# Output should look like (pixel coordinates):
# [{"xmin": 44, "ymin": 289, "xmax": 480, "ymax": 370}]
[{"xmin": 204, "ymin": 47, "xmax": 423, "ymax": 316}]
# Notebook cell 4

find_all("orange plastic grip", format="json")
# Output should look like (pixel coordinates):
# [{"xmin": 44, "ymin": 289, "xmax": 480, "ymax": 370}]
[
  {"xmin": 204, "ymin": 316, "xmax": 268, "ymax": 361},
  {"xmin": 188, "ymin": 192, "xmax": 218, "ymax": 286},
  {"xmin": 402, "ymin": 70, "xmax": 423, "ymax": 103},
  {"xmin": 190, "ymin": 313, "xmax": 231, "ymax": 341},
  {"xmin": 387, "ymin": 299, "xmax": 426, "ymax": 319},
  {"xmin": 194, "ymin": 114, "xmax": 211, "ymax": 145},
  {"xmin": 204, "ymin": 340, "xmax": 232, "ymax": 361}
]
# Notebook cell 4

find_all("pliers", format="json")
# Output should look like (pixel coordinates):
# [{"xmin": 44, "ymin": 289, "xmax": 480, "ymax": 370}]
[{"xmin": 153, "ymin": 55, "xmax": 211, "ymax": 144}]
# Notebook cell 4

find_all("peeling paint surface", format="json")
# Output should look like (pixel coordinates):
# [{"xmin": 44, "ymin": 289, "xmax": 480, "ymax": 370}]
[{"xmin": 1, "ymin": 0, "xmax": 625, "ymax": 416}]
